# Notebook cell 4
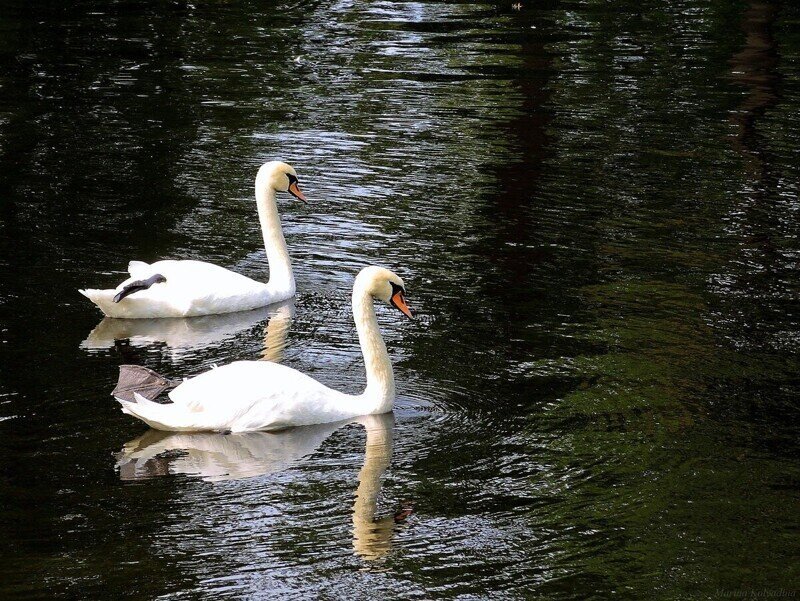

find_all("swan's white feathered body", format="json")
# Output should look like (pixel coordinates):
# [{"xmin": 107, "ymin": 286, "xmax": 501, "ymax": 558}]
[
  {"xmin": 115, "ymin": 266, "xmax": 412, "ymax": 432},
  {"xmin": 80, "ymin": 260, "xmax": 289, "ymax": 319},
  {"xmin": 80, "ymin": 161, "xmax": 304, "ymax": 319},
  {"xmin": 119, "ymin": 361, "xmax": 355, "ymax": 432}
]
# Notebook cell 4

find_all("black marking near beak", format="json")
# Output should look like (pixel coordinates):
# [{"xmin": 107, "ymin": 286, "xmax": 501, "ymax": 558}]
[{"xmin": 113, "ymin": 274, "xmax": 167, "ymax": 303}]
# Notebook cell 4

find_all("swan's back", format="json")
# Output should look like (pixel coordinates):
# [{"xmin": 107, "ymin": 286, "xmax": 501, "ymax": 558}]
[
  {"xmin": 81, "ymin": 260, "xmax": 284, "ymax": 318},
  {"xmin": 168, "ymin": 361, "xmax": 355, "ymax": 431},
  {"xmin": 127, "ymin": 260, "xmax": 271, "ymax": 315}
]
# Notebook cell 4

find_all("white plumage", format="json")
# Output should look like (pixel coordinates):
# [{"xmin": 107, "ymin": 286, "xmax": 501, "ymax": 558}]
[{"xmin": 80, "ymin": 260, "xmax": 281, "ymax": 318}]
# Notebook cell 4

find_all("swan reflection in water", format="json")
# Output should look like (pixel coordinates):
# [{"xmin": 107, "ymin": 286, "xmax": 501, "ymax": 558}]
[
  {"xmin": 81, "ymin": 300, "xmax": 295, "ymax": 362},
  {"xmin": 116, "ymin": 412, "xmax": 411, "ymax": 560},
  {"xmin": 352, "ymin": 413, "xmax": 413, "ymax": 561}
]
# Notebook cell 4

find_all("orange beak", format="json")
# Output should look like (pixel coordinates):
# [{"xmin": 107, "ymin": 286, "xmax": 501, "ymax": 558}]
[
  {"xmin": 288, "ymin": 181, "xmax": 307, "ymax": 203},
  {"xmin": 390, "ymin": 290, "xmax": 413, "ymax": 319}
]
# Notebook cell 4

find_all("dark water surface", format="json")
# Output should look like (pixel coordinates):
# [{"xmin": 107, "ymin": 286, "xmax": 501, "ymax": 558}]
[{"xmin": 1, "ymin": 0, "xmax": 799, "ymax": 598}]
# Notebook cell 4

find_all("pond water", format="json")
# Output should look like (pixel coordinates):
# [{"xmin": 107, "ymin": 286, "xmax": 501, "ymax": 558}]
[{"xmin": 1, "ymin": 0, "xmax": 799, "ymax": 598}]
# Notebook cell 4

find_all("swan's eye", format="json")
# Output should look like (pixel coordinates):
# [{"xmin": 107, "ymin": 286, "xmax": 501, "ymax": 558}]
[{"xmin": 287, "ymin": 173, "xmax": 298, "ymax": 185}]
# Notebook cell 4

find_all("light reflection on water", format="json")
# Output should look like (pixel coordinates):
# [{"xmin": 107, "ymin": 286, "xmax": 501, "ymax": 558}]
[
  {"xmin": 81, "ymin": 300, "xmax": 295, "ymax": 363},
  {"xmin": 117, "ymin": 414, "xmax": 405, "ymax": 562},
  {"xmin": 0, "ymin": 0, "xmax": 799, "ymax": 599}
]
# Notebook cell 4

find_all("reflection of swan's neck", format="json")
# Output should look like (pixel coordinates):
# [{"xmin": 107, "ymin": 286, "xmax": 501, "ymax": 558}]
[
  {"xmin": 260, "ymin": 302, "xmax": 294, "ymax": 362},
  {"xmin": 352, "ymin": 286, "xmax": 395, "ymax": 414},
  {"xmin": 255, "ymin": 184, "xmax": 294, "ymax": 295},
  {"xmin": 352, "ymin": 416, "xmax": 394, "ymax": 560}
]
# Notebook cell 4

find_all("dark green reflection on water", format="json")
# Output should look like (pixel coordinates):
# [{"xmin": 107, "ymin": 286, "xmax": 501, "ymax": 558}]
[{"xmin": 1, "ymin": 0, "xmax": 799, "ymax": 598}]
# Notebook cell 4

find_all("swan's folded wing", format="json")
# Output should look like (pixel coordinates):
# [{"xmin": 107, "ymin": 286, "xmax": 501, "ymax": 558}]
[
  {"xmin": 151, "ymin": 260, "xmax": 263, "ymax": 290},
  {"xmin": 167, "ymin": 361, "xmax": 331, "ymax": 430},
  {"xmin": 128, "ymin": 261, "xmax": 153, "ymax": 280},
  {"xmin": 148, "ymin": 260, "xmax": 269, "ymax": 307}
]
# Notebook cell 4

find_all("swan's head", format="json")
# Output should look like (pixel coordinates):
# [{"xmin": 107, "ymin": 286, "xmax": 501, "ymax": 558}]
[
  {"xmin": 356, "ymin": 266, "xmax": 413, "ymax": 319},
  {"xmin": 256, "ymin": 161, "xmax": 307, "ymax": 203}
]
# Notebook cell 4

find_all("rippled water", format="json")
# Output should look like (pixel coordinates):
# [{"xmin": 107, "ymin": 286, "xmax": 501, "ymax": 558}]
[{"xmin": 1, "ymin": 0, "xmax": 799, "ymax": 598}]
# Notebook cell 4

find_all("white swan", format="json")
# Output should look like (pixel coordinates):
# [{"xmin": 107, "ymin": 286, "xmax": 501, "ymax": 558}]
[
  {"xmin": 115, "ymin": 266, "xmax": 413, "ymax": 432},
  {"xmin": 79, "ymin": 161, "xmax": 306, "ymax": 319}
]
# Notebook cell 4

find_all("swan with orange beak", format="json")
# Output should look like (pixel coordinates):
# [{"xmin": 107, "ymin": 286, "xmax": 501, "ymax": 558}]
[{"xmin": 80, "ymin": 161, "xmax": 308, "ymax": 318}]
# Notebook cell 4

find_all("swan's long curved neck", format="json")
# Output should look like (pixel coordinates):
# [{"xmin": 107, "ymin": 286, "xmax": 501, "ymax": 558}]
[
  {"xmin": 352, "ymin": 288, "xmax": 395, "ymax": 414},
  {"xmin": 255, "ymin": 185, "xmax": 295, "ymax": 295}
]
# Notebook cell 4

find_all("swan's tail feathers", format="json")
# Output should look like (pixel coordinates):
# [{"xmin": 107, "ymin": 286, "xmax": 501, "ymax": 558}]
[
  {"xmin": 112, "ymin": 365, "xmax": 179, "ymax": 403},
  {"xmin": 113, "ymin": 274, "xmax": 167, "ymax": 303},
  {"xmin": 116, "ymin": 394, "xmax": 176, "ymax": 431},
  {"xmin": 116, "ymin": 393, "xmax": 199, "ymax": 432},
  {"xmin": 79, "ymin": 287, "xmax": 118, "ymax": 315}
]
